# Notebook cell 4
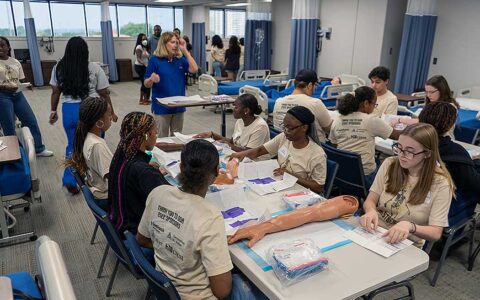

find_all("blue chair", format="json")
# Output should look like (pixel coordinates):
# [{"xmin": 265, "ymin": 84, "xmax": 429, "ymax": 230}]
[
  {"xmin": 81, "ymin": 185, "xmax": 144, "ymax": 297},
  {"xmin": 71, "ymin": 168, "xmax": 100, "ymax": 245},
  {"xmin": 428, "ymin": 192, "xmax": 478, "ymax": 286},
  {"xmin": 124, "ymin": 231, "xmax": 181, "ymax": 300},
  {"xmin": 454, "ymin": 126, "xmax": 479, "ymax": 144},
  {"xmin": 268, "ymin": 126, "xmax": 281, "ymax": 139},
  {"xmin": 321, "ymin": 143, "xmax": 368, "ymax": 204},
  {"xmin": 324, "ymin": 159, "xmax": 339, "ymax": 199}
]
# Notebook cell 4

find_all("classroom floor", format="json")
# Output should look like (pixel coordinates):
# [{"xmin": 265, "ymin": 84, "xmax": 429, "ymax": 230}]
[{"xmin": 1, "ymin": 81, "xmax": 479, "ymax": 300}]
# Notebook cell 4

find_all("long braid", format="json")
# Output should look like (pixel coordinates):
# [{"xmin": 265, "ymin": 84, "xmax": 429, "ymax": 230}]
[
  {"xmin": 56, "ymin": 37, "xmax": 90, "ymax": 100},
  {"xmin": 65, "ymin": 97, "xmax": 108, "ymax": 175},
  {"xmin": 108, "ymin": 112, "xmax": 155, "ymax": 228}
]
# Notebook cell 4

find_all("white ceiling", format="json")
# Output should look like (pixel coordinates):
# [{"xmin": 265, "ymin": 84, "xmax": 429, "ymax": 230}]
[{"xmin": 69, "ymin": 0, "xmax": 249, "ymax": 7}]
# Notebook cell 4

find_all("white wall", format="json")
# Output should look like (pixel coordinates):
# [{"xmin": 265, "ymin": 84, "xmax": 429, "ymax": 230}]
[
  {"xmin": 271, "ymin": 0, "xmax": 292, "ymax": 72},
  {"xmin": 429, "ymin": 0, "xmax": 480, "ymax": 92}
]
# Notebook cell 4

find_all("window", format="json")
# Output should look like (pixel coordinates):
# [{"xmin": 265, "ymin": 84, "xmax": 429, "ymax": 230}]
[
  {"xmin": 225, "ymin": 10, "xmax": 245, "ymax": 38},
  {"xmin": 117, "ymin": 5, "xmax": 146, "ymax": 37},
  {"xmin": 209, "ymin": 9, "xmax": 224, "ymax": 37},
  {"xmin": 147, "ymin": 6, "xmax": 173, "ymax": 35},
  {"xmin": 12, "ymin": 1, "xmax": 52, "ymax": 37},
  {"xmin": 0, "ymin": 1, "xmax": 15, "ymax": 36},
  {"xmin": 85, "ymin": 4, "xmax": 118, "ymax": 37},
  {"xmin": 50, "ymin": 2, "xmax": 86, "ymax": 37},
  {"xmin": 174, "ymin": 7, "xmax": 183, "ymax": 33}
]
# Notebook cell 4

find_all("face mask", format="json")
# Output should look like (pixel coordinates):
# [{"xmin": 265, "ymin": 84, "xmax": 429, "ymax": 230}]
[{"xmin": 142, "ymin": 40, "xmax": 148, "ymax": 46}]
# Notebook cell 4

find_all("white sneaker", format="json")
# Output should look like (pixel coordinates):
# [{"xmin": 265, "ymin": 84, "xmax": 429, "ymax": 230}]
[{"xmin": 36, "ymin": 149, "xmax": 54, "ymax": 157}]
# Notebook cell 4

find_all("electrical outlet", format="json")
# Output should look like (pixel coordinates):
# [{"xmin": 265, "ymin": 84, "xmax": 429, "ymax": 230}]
[{"xmin": 433, "ymin": 57, "xmax": 437, "ymax": 64}]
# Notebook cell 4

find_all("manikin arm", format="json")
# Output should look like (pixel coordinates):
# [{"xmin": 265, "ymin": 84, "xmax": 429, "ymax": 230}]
[{"xmin": 227, "ymin": 195, "xmax": 359, "ymax": 247}]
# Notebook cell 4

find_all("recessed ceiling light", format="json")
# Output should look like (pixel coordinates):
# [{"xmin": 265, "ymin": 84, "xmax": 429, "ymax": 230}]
[{"xmin": 226, "ymin": 2, "xmax": 250, "ymax": 7}]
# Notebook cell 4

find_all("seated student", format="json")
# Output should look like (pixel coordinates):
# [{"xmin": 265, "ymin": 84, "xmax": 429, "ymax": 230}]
[
  {"xmin": 231, "ymin": 106, "xmax": 326, "ymax": 194},
  {"xmin": 394, "ymin": 75, "xmax": 459, "ymax": 140},
  {"xmin": 195, "ymin": 94, "xmax": 269, "ymax": 153},
  {"xmin": 65, "ymin": 97, "xmax": 112, "ymax": 208},
  {"xmin": 369, "ymin": 66, "xmax": 398, "ymax": 117},
  {"xmin": 108, "ymin": 112, "xmax": 169, "ymax": 234},
  {"xmin": 360, "ymin": 123, "xmax": 454, "ymax": 247},
  {"xmin": 419, "ymin": 102, "xmax": 480, "ymax": 198},
  {"xmin": 329, "ymin": 86, "xmax": 401, "ymax": 186},
  {"xmin": 272, "ymin": 69, "xmax": 332, "ymax": 142},
  {"xmin": 136, "ymin": 139, "xmax": 265, "ymax": 300}
]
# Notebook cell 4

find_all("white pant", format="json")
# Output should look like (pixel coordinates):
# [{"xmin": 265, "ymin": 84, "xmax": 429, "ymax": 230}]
[{"xmin": 154, "ymin": 113, "xmax": 184, "ymax": 137}]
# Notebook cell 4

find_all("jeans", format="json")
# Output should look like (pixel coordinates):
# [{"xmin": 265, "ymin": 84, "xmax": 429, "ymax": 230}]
[
  {"xmin": 134, "ymin": 64, "xmax": 151, "ymax": 97},
  {"xmin": 212, "ymin": 61, "xmax": 224, "ymax": 77},
  {"xmin": 0, "ymin": 91, "xmax": 45, "ymax": 153},
  {"xmin": 227, "ymin": 273, "xmax": 267, "ymax": 300},
  {"xmin": 62, "ymin": 102, "xmax": 81, "ymax": 188}
]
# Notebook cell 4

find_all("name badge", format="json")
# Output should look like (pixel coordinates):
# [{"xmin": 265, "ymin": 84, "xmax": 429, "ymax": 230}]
[
  {"xmin": 425, "ymin": 191, "xmax": 433, "ymax": 204},
  {"xmin": 278, "ymin": 145, "xmax": 288, "ymax": 158}
]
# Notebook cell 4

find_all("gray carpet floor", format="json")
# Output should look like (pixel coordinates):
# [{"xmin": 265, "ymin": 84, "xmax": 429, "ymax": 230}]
[{"xmin": 1, "ymin": 81, "xmax": 479, "ymax": 300}]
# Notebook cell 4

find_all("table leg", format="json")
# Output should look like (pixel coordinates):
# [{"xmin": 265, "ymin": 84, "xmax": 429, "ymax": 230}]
[{"xmin": 221, "ymin": 104, "xmax": 227, "ymax": 137}]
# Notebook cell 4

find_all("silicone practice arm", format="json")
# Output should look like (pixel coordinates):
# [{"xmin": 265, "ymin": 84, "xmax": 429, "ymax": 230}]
[{"xmin": 228, "ymin": 195, "xmax": 359, "ymax": 247}]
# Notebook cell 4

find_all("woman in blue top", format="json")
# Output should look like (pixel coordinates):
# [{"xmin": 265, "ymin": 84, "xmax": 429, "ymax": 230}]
[{"xmin": 144, "ymin": 32, "xmax": 198, "ymax": 137}]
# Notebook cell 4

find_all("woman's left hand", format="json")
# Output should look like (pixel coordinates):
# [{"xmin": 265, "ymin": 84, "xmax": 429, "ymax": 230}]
[
  {"xmin": 273, "ymin": 168, "xmax": 285, "ymax": 177},
  {"xmin": 382, "ymin": 221, "xmax": 411, "ymax": 244}
]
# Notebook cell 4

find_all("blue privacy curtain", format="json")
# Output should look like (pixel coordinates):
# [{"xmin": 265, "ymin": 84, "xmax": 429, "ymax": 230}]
[
  {"xmin": 23, "ymin": 0, "xmax": 43, "ymax": 86},
  {"xmin": 192, "ymin": 23, "xmax": 206, "ymax": 73},
  {"xmin": 244, "ymin": 0, "xmax": 272, "ymax": 70},
  {"xmin": 101, "ymin": 0, "xmax": 118, "ymax": 81},
  {"xmin": 288, "ymin": 0, "xmax": 320, "ymax": 79},
  {"xmin": 394, "ymin": 0, "xmax": 438, "ymax": 94}
]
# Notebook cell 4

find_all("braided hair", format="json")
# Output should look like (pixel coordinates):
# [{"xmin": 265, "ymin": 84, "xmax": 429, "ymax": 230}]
[
  {"xmin": 65, "ymin": 97, "xmax": 108, "ymax": 175},
  {"xmin": 56, "ymin": 37, "xmax": 90, "ymax": 100},
  {"xmin": 418, "ymin": 101, "xmax": 458, "ymax": 136}
]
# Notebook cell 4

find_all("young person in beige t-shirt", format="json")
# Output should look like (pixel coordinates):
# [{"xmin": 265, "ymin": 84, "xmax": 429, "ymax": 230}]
[
  {"xmin": 195, "ymin": 94, "xmax": 269, "ymax": 155},
  {"xmin": 231, "ymin": 106, "xmax": 327, "ymax": 194},
  {"xmin": 329, "ymin": 86, "xmax": 401, "ymax": 186},
  {"xmin": 360, "ymin": 123, "xmax": 454, "ymax": 248},
  {"xmin": 65, "ymin": 97, "xmax": 112, "ymax": 209},
  {"xmin": 273, "ymin": 69, "xmax": 332, "ymax": 142},
  {"xmin": 136, "ymin": 140, "xmax": 265, "ymax": 300},
  {"xmin": 369, "ymin": 66, "xmax": 398, "ymax": 117}
]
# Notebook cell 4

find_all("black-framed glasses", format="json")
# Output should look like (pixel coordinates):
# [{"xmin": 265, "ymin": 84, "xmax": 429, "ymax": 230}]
[
  {"xmin": 281, "ymin": 123, "xmax": 304, "ymax": 133},
  {"xmin": 392, "ymin": 143, "xmax": 428, "ymax": 160}
]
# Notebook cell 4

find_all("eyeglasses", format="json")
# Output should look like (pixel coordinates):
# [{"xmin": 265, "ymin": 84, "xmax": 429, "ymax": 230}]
[
  {"xmin": 392, "ymin": 143, "xmax": 428, "ymax": 160},
  {"xmin": 425, "ymin": 89, "xmax": 438, "ymax": 95},
  {"xmin": 281, "ymin": 123, "xmax": 304, "ymax": 133}
]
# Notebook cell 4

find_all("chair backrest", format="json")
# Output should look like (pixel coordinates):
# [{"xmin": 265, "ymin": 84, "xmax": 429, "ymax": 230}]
[
  {"xmin": 454, "ymin": 126, "xmax": 479, "ymax": 144},
  {"xmin": 447, "ymin": 191, "xmax": 478, "ymax": 227},
  {"xmin": 198, "ymin": 74, "xmax": 218, "ymax": 96},
  {"xmin": 324, "ymin": 159, "xmax": 339, "ymax": 198},
  {"xmin": 321, "ymin": 143, "xmax": 368, "ymax": 202},
  {"xmin": 70, "ymin": 167, "xmax": 85, "ymax": 188},
  {"xmin": 239, "ymin": 85, "xmax": 268, "ymax": 117},
  {"xmin": 238, "ymin": 69, "xmax": 271, "ymax": 80},
  {"xmin": 80, "ymin": 185, "xmax": 142, "ymax": 278},
  {"xmin": 36, "ymin": 236, "xmax": 77, "ymax": 299},
  {"xmin": 124, "ymin": 232, "xmax": 180, "ymax": 300},
  {"xmin": 269, "ymin": 126, "xmax": 281, "ymax": 139}
]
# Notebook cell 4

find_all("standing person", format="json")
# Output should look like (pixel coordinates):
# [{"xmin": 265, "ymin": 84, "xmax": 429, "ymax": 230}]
[
  {"xmin": 238, "ymin": 37, "xmax": 245, "ymax": 80},
  {"xmin": 144, "ymin": 32, "xmax": 198, "ymax": 137},
  {"xmin": 360, "ymin": 123, "xmax": 454, "ymax": 247},
  {"xmin": 183, "ymin": 35, "xmax": 193, "ymax": 56},
  {"xmin": 148, "ymin": 25, "xmax": 162, "ymax": 55},
  {"xmin": 173, "ymin": 28, "xmax": 181, "ymax": 36},
  {"xmin": 134, "ymin": 33, "xmax": 151, "ymax": 105},
  {"xmin": 49, "ymin": 36, "xmax": 117, "ymax": 194},
  {"xmin": 224, "ymin": 36, "xmax": 241, "ymax": 81},
  {"xmin": 108, "ymin": 112, "xmax": 169, "ymax": 235},
  {"xmin": 369, "ymin": 66, "xmax": 398, "ymax": 117},
  {"xmin": 0, "ymin": 36, "xmax": 52, "ymax": 157},
  {"xmin": 210, "ymin": 35, "xmax": 225, "ymax": 77}
]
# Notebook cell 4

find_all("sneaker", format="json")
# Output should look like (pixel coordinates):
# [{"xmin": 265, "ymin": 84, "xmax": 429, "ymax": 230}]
[
  {"xmin": 66, "ymin": 185, "xmax": 80, "ymax": 195},
  {"xmin": 36, "ymin": 149, "xmax": 54, "ymax": 157}
]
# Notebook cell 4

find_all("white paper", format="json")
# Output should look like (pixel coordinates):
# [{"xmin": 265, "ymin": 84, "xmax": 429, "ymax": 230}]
[
  {"xmin": 206, "ymin": 187, "xmax": 270, "ymax": 236},
  {"xmin": 246, "ymin": 172, "xmax": 298, "ymax": 196},
  {"xmin": 156, "ymin": 137, "xmax": 176, "ymax": 144},
  {"xmin": 238, "ymin": 159, "xmax": 280, "ymax": 179},
  {"xmin": 151, "ymin": 147, "xmax": 182, "ymax": 178},
  {"xmin": 157, "ymin": 94, "xmax": 205, "ymax": 105},
  {"xmin": 173, "ymin": 132, "xmax": 215, "ymax": 144},
  {"xmin": 17, "ymin": 82, "xmax": 31, "ymax": 91},
  {"xmin": 344, "ymin": 226, "xmax": 413, "ymax": 258}
]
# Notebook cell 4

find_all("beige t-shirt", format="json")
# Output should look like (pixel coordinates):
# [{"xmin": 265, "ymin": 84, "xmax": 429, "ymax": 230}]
[
  {"xmin": 211, "ymin": 46, "xmax": 225, "ymax": 63},
  {"xmin": 0, "ymin": 57, "xmax": 25, "ymax": 86},
  {"xmin": 138, "ymin": 185, "xmax": 233, "ymax": 300},
  {"xmin": 370, "ymin": 157, "xmax": 452, "ymax": 246},
  {"xmin": 232, "ymin": 116, "xmax": 270, "ymax": 149},
  {"xmin": 329, "ymin": 111, "xmax": 393, "ymax": 175},
  {"xmin": 272, "ymin": 94, "xmax": 332, "ymax": 142},
  {"xmin": 83, "ymin": 133, "xmax": 113, "ymax": 199},
  {"xmin": 263, "ymin": 133, "xmax": 327, "ymax": 185},
  {"xmin": 373, "ymin": 90, "xmax": 398, "ymax": 117}
]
